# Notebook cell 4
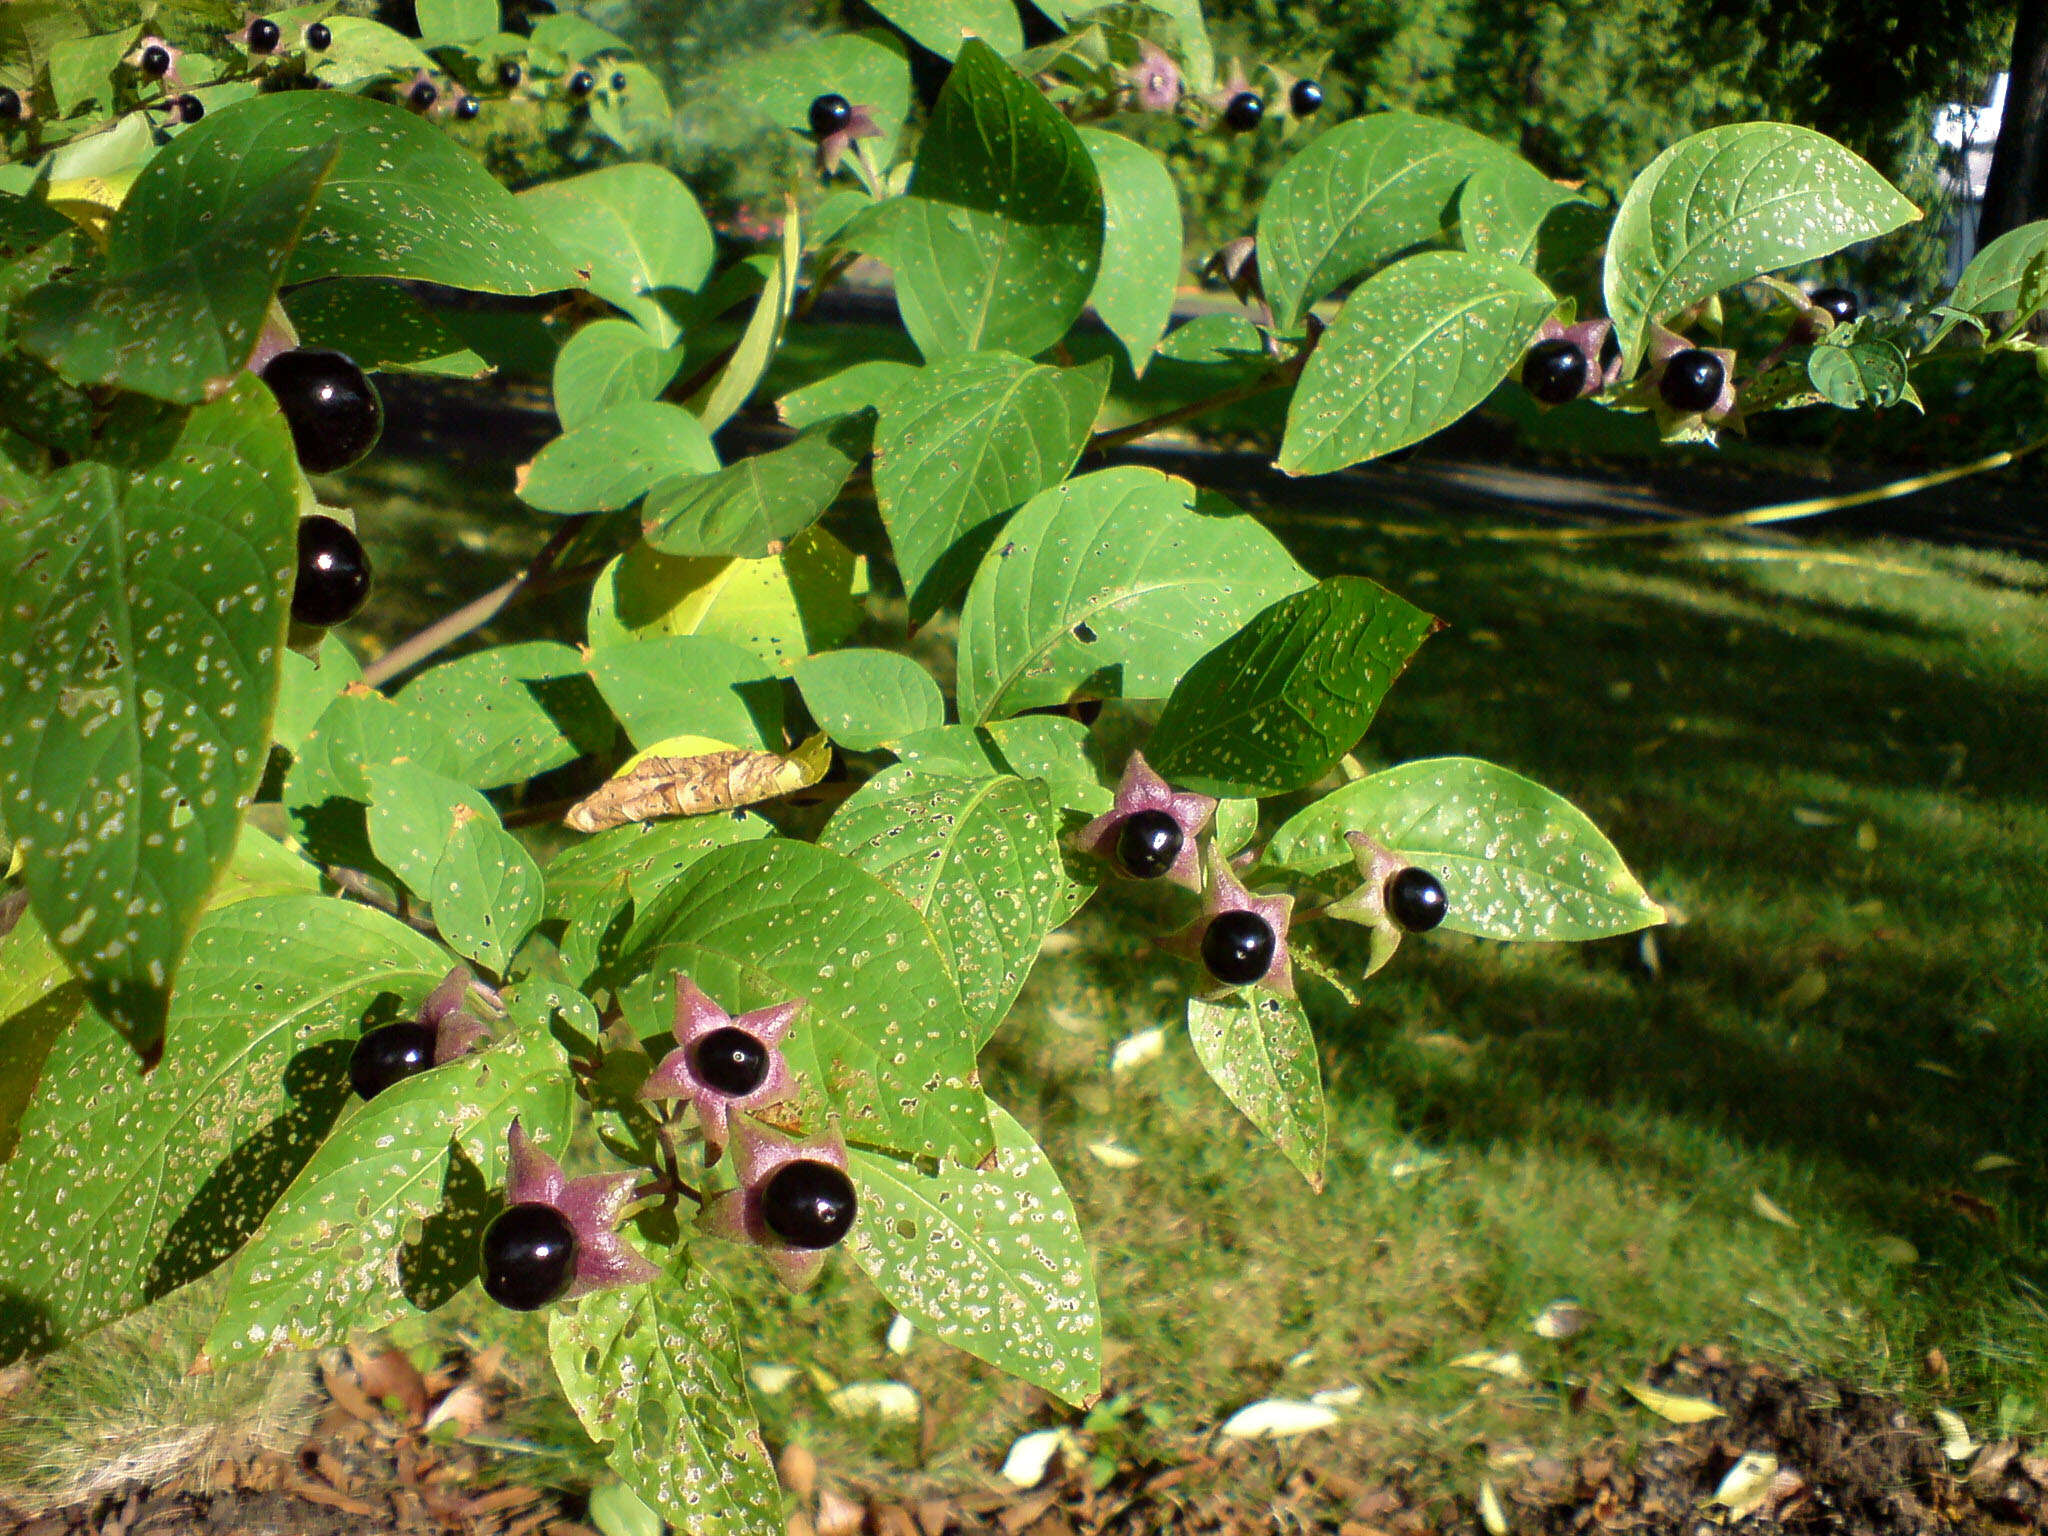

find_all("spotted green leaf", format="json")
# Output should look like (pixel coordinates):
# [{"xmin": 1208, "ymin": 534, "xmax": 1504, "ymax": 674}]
[
  {"xmin": 517, "ymin": 165, "xmax": 715, "ymax": 347},
  {"xmin": 1264, "ymin": 756, "xmax": 1666, "ymax": 940},
  {"xmin": 955, "ymin": 466, "xmax": 1311, "ymax": 725},
  {"xmin": 428, "ymin": 806, "xmax": 544, "ymax": 973},
  {"xmin": 1187, "ymin": 991, "xmax": 1325, "ymax": 1190},
  {"xmin": 282, "ymin": 686, "xmax": 465, "ymax": 873},
  {"xmin": 1145, "ymin": 577, "xmax": 1436, "ymax": 797},
  {"xmin": 553, "ymin": 318, "xmax": 682, "ymax": 431},
  {"xmin": 690, "ymin": 213, "xmax": 799, "ymax": 436},
  {"xmin": 619, "ymin": 839, "xmax": 991, "ymax": 1164},
  {"xmin": 272, "ymin": 633, "xmax": 362, "ymax": 758},
  {"xmin": 821, "ymin": 768, "xmax": 1073, "ymax": 1041},
  {"xmin": 416, "ymin": 0, "xmax": 496, "ymax": 45},
  {"xmin": 398, "ymin": 641, "xmax": 612, "ymax": 789},
  {"xmin": 874, "ymin": 351, "xmax": 1109, "ymax": 623},
  {"xmin": 1806, "ymin": 336, "xmax": 1909, "ymax": 409},
  {"xmin": 1077, "ymin": 128, "xmax": 1181, "ymax": 376},
  {"xmin": 586, "ymin": 634, "xmax": 782, "ymax": 752},
  {"xmin": 0, "ymin": 381, "xmax": 299, "ymax": 1059},
  {"xmin": 1950, "ymin": 221, "xmax": 2048, "ymax": 320},
  {"xmin": 545, "ymin": 815, "xmax": 769, "ymax": 982},
  {"xmin": 895, "ymin": 717, "xmax": 1110, "ymax": 815},
  {"xmin": 365, "ymin": 763, "xmax": 494, "ymax": 894},
  {"xmin": 791, "ymin": 649, "xmax": 945, "ymax": 752},
  {"xmin": 0, "ymin": 894, "xmax": 448, "ymax": 1365},
  {"xmin": 518, "ymin": 401, "xmax": 720, "ymax": 515},
  {"xmin": 778, "ymin": 360, "xmax": 920, "ymax": 429},
  {"xmin": 1157, "ymin": 313, "xmax": 1266, "ymax": 365},
  {"xmin": 303, "ymin": 15, "xmax": 435, "ymax": 87},
  {"xmin": 847, "ymin": 1104, "xmax": 1100, "ymax": 1404},
  {"xmin": 1279, "ymin": 250, "xmax": 1556, "ymax": 475},
  {"xmin": 641, "ymin": 412, "xmax": 869, "ymax": 560},
  {"xmin": 864, "ymin": 0, "xmax": 1020, "ymax": 57},
  {"xmin": 1604, "ymin": 123, "xmax": 1918, "ymax": 368},
  {"xmin": 284, "ymin": 278, "xmax": 491, "ymax": 379},
  {"xmin": 1458, "ymin": 160, "xmax": 1590, "ymax": 267},
  {"xmin": 549, "ymin": 1259, "xmax": 778, "ymax": 1536}
]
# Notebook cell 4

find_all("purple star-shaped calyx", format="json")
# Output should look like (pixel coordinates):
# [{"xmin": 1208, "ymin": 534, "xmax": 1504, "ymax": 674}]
[
  {"xmin": 1157, "ymin": 843, "xmax": 1297, "ymax": 997},
  {"xmin": 1644, "ymin": 324, "xmax": 1739, "ymax": 425},
  {"xmin": 640, "ymin": 975, "xmax": 799, "ymax": 1156},
  {"xmin": 1535, "ymin": 317, "xmax": 1625, "ymax": 396},
  {"xmin": 1076, "ymin": 750, "xmax": 1217, "ymax": 890},
  {"xmin": 418, "ymin": 964, "xmax": 493, "ymax": 1066},
  {"xmin": 815, "ymin": 103, "xmax": 881, "ymax": 176},
  {"xmin": 700, "ymin": 1120, "xmax": 852, "ymax": 1292},
  {"xmin": 503, "ymin": 1118, "xmax": 660, "ymax": 1297},
  {"xmin": 126, "ymin": 36, "xmax": 185, "ymax": 88},
  {"xmin": 1321, "ymin": 829, "xmax": 1410, "ymax": 979},
  {"xmin": 1127, "ymin": 40, "xmax": 1181, "ymax": 113}
]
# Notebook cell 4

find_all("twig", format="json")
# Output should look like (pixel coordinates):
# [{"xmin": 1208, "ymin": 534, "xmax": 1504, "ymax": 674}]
[
  {"xmin": 1086, "ymin": 370, "xmax": 1292, "ymax": 454},
  {"xmin": 324, "ymin": 864, "xmax": 440, "ymax": 938}
]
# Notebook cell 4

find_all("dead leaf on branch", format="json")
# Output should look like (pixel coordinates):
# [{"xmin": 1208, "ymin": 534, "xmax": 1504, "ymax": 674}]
[{"xmin": 564, "ymin": 733, "xmax": 830, "ymax": 832}]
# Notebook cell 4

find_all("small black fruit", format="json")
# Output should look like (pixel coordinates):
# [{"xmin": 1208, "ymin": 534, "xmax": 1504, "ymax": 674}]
[
  {"xmin": 1809, "ymin": 287, "xmax": 1858, "ymax": 326},
  {"xmin": 349, "ymin": 1021, "xmax": 436, "ymax": 1100},
  {"xmin": 1223, "ymin": 90, "xmax": 1263, "ymax": 132},
  {"xmin": 809, "ymin": 92, "xmax": 851, "ymax": 137},
  {"xmin": 1114, "ymin": 809, "xmax": 1182, "ymax": 880},
  {"xmin": 609, "ymin": 70, "xmax": 626, "ymax": 91},
  {"xmin": 694, "ymin": 1026, "xmax": 770, "ymax": 1097},
  {"xmin": 407, "ymin": 77, "xmax": 437, "ymax": 110},
  {"xmin": 481, "ymin": 1203, "xmax": 578, "ymax": 1310},
  {"xmin": 1384, "ymin": 866, "xmax": 1447, "ymax": 932},
  {"xmin": 140, "ymin": 43, "xmax": 172, "ymax": 77},
  {"xmin": 567, "ymin": 69, "xmax": 594, "ymax": 96},
  {"xmin": 1201, "ymin": 909, "xmax": 1275, "ymax": 986},
  {"xmin": 1522, "ymin": 338, "xmax": 1588, "ymax": 404},
  {"xmin": 292, "ymin": 515, "xmax": 372, "ymax": 627},
  {"xmin": 761, "ymin": 1160, "xmax": 858, "ymax": 1249},
  {"xmin": 260, "ymin": 347, "xmax": 383, "ymax": 473},
  {"xmin": 248, "ymin": 17, "xmax": 281, "ymax": 52},
  {"xmin": 305, "ymin": 21, "xmax": 331, "ymax": 49},
  {"xmin": 1289, "ymin": 78, "xmax": 1323, "ymax": 116},
  {"xmin": 173, "ymin": 93, "xmax": 203, "ymax": 121},
  {"xmin": 0, "ymin": 88, "xmax": 22, "ymax": 121},
  {"xmin": 454, "ymin": 93, "xmax": 479, "ymax": 119},
  {"xmin": 497, "ymin": 59, "xmax": 522, "ymax": 89},
  {"xmin": 1657, "ymin": 348, "xmax": 1725, "ymax": 413}
]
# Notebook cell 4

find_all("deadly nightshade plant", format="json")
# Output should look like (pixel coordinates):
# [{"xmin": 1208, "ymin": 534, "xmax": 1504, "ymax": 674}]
[{"xmin": 0, "ymin": 1, "xmax": 1994, "ymax": 1528}]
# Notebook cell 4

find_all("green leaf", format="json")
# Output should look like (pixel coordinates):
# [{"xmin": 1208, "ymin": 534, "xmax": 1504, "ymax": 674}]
[
  {"xmin": 895, "ymin": 717, "xmax": 1110, "ymax": 815},
  {"xmin": 875, "ymin": 351, "xmax": 1109, "ymax": 623},
  {"xmin": 518, "ymin": 401, "xmax": 720, "ymax": 515},
  {"xmin": 791, "ymin": 649, "xmax": 945, "ymax": 751},
  {"xmin": 1257, "ymin": 112, "xmax": 1521, "ymax": 332},
  {"xmin": 860, "ymin": 39, "xmax": 1102, "ymax": 358},
  {"xmin": 1951, "ymin": 220, "xmax": 2048, "ymax": 320},
  {"xmin": 21, "ymin": 143, "xmax": 334, "ymax": 401},
  {"xmin": 1157, "ymin": 313, "xmax": 1266, "ymax": 365},
  {"xmin": 553, "ymin": 318, "xmax": 682, "ymax": 430},
  {"xmin": 430, "ymin": 807, "xmax": 545, "ymax": 973},
  {"xmin": 517, "ymin": 165, "xmax": 714, "ymax": 347},
  {"xmin": 0, "ymin": 894, "xmax": 448, "ymax": 1364},
  {"xmin": 821, "ymin": 768, "xmax": 1072, "ymax": 1040},
  {"xmin": 47, "ymin": 28, "xmax": 133, "ymax": 117},
  {"xmin": 1278, "ymin": 250, "xmax": 1556, "ymax": 475},
  {"xmin": 1458, "ymin": 160, "xmax": 1589, "ymax": 267},
  {"xmin": 641, "ymin": 412, "xmax": 868, "ymax": 560},
  {"xmin": 1806, "ymin": 336, "xmax": 1908, "ymax": 409},
  {"xmin": 621, "ymin": 840, "xmax": 991, "ymax": 1163},
  {"xmin": 548, "ymin": 1260, "xmax": 778, "ymax": 1536},
  {"xmin": 545, "ymin": 814, "xmax": 769, "ymax": 974},
  {"xmin": 0, "ymin": 381, "xmax": 299, "ymax": 1058},
  {"xmin": 864, "ymin": 0, "xmax": 1020, "ymax": 56},
  {"xmin": 283, "ymin": 278, "xmax": 490, "ymax": 379},
  {"xmin": 778, "ymin": 359, "xmax": 920, "ymax": 429},
  {"xmin": 1264, "ymin": 756, "xmax": 1666, "ymax": 941},
  {"xmin": 416, "ymin": 0, "xmax": 497, "ymax": 45},
  {"xmin": 1187, "ymin": 991, "xmax": 1325, "ymax": 1190},
  {"xmin": 722, "ymin": 27, "xmax": 914, "ymax": 170},
  {"xmin": 366, "ymin": 762, "xmax": 493, "ymax": 892},
  {"xmin": 691, "ymin": 214, "xmax": 799, "ymax": 435},
  {"xmin": 955, "ymin": 466, "xmax": 1311, "ymax": 724},
  {"xmin": 0, "ymin": 192, "xmax": 69, "ymax": 259},
  {"xmin": 303, "ymin": 15, "xmax": 435, "ymax": 86},
  {"xmin": 272, "ymin": 635, "xmax": 362, "ymax": 757},
  {"xmin": 1145, "ymin": 577, "xmax": 1436, "ymax": 797},
  {"xmin": 1603, "ymin": 123, "xmax": 1919, "ymax": 367},
  {"xmin": 397, "ymin": 641, "xmax": 612, "ymax": 789},
  {"xmin": 587, "ymin": 634, "xmax": 783, "ymax": 752},
  {"xmin": 847, "ymin": 1104, "xmax": 1100, "ymax": 1404},
  {"xmin": 1075, "ymin": 127, "xmax": 1181, "ymax": 376}
]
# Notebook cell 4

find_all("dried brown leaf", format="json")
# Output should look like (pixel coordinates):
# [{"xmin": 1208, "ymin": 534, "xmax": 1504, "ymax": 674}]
[{"xmin": 564, "ymin": 735, "xmax": 829, "ymax": 832}]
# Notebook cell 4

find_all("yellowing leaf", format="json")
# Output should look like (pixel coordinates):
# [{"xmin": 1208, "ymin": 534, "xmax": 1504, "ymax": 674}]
[
  {"xmin": 564, "ymin": 734, "xmax": 830, "ymax": 832},
  {"xmin": 1622, "ymin": 1380, "xmax": 1725, "ymax": 1423},
  {"xmin": 1706, "ymin": 1451, "xmax": 1778, "ymax": 1519},
  {"xmin": 1750, "ymin": 1189, "xmax": 1800, "ymax": 1229}
]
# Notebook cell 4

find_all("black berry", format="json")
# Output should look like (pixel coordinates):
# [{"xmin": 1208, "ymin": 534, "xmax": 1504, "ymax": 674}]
[
  {"xmin": 1522, "ymin": 337, "xmax": 1588, "ymax": 404},
  {"xmin": 1114, "ymin": 809, "xmax": 1182, "ymax": 880},
  {"xmin": 1658, "ymin": 348, "xmax": 1725, "ymax": 413},
  {"xmin": 609, "ymin": 70, "xmax": 626, "ymax": 92},
  {"xmin": 0, "ymin": 88, "xmax": 22, "ymax": 122},
  {"xmin": 306, "ymin": 21, "xmax": 331, "ymax": 50},
  {"xmin": 248, "ymin": 17, "xmax": 281, "ymax": 52},
  {"xmin": 1201, "ymin": 910, "xmax": 1275, "ymax": 986},
  {"xmin": 140, "ymin": 44, "xmax": 172, "ymax": 77},
  {"xmin": 567, "ymin": 69, "xmax": 594, "ymax": 97},
  {"xmin": 694, "ymin": 1027, "xmax": 770, "ymax": 1097},
  {"xmin": 761, "ymin": 1160, "xmax": 858, "ymax": 1249},
  {"xmin": 809, "ymin": 92, "xmax": 851, "ymax": 137},
  {"xmin": 1384, "ymin": 866, "xmax": 1447, "ymax": 932},
  {"xmin": 1223, "ymin": 91, "xmax": 1263, "ymax": 132},
  {"xmin": 260, "ymin": 347, "xmax": 383, "ymax": 473},
  {"xmin": 348, "ymin": 1021, "xmax": 436, "ymax": 1100},
  {"xmin": 407, "ymin": 77, "xmax": 437, "ymax": 110},
  {"xmin": 497, "ymin": 59, "xmax": 522, "ymax": 89},
  {"xmin": 172, "ymin": 94, "xmax": 203, "ymax": 122},
  {"xmin": 480, "ymin": 1203, "xmax": 578, "ymax": 1310},
  {"xmin": 292, "ymin": 515, "xmax": 372, "ymax": 627},
  {"xmin": 1809, "ymin": 287, "xmax": 1858, "ymax": 326},
  {"xmin": 1289, "ymin": 78, "xmax": 1323, "ymax": 116},
  {"xmin": 454, "ymin": 93, "xmax": 479, "ymax": 119}
]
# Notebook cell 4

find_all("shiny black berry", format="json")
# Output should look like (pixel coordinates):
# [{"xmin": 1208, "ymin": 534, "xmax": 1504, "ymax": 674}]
[
  {"xmin": 1810, "ymin": 287, "xmax": 1858, "ymax": 326},
  {"xmin": 1223, "ymin": 91, "xmax": 1263, "ymax": 132},
  {"xmin": 609, "ymin": 70, "xmax": 626, "ymax": 92},
  {"xmin": 348, "ymin": 1021, "xmax": 436, "ymax": 1100},
  {"xmin": 1289, "ymin": 78, "xmax": 1323, "ymax": 116},
  {"xmin": 260, "ymin": 347, "xmax": 383, "ymax": 473},
  {"xmin": 1201, "ymin": 910, "xmax": 1275, "ymax": 986},
  {"xmin": 761, "ymin": 1160, "xmax": 858, "ymax": 1249},
  {"xmin": 172, "ymin": 94, "xmax": 203, "ymax": 122},
  {"xmin": 407, "ymin": 77, "xmax": 437, "ymax": 110},
  {"xmin": 694, "ymin": 1027, "xmax": 770, "ymax": 1097},
  {"xmin": 497, "ymin": 59, "xmax": 522, "ymax": 89},
  {"xmin": 1114, "ymin": 809, "xmax": 1183, "ymax": 880},
  {"xmin": 1658, "ymin": 348, "xmax": 1725, "ymax": 413},
  {"xmin": 0, "ymin": 88, "xmax": 23, "ymax": 122},
  {"xmin": 567, "ymin": 69, "xmax": 594, "ymax": 97},
  {"xmin": 1522, "ymin": 338, "xmax": 1588, "ymax": 404},
  {"xmin": 306, "ymin": 21, "xmax": 332, "ymax": 50},
  {"xmin": 1384, "ymin": 866, "xmax": 1447, "ymax": 932},
  {"xmin": 140, "ymin": 44, "xmax": 172, "ymax": 77},
  {"xmin": 809, "ymin": 92, "xmax": 851, "ymax": 136},
  {"xmin": 248, "ymin": 17, "xmax": 281, "ymax": 52},
  {"xmin": 454, "ymin": 93, "xmax": 479, "ymax": 119},
  {"xmin": 481, "ymin": 1203, "xmax": 578, "ymax": 1310},
  {"xmin": 292, "ymin": 515, "xmax": 372, "ymax": 627}
]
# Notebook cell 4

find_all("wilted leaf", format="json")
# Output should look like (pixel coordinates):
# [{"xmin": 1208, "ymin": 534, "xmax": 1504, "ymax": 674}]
[
  {"xmin": 1622, "ymin": 1380, "xmax": 1725, "ymax": 1423},
  {"xmin": 564, "ymin": 735, "xmax": 829, "ymax": 832}
]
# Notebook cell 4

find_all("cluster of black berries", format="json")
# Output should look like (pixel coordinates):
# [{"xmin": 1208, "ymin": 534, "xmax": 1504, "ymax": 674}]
[{"xmin": 252, "ymin": 348, "xmax": 383, "ymax": 627}]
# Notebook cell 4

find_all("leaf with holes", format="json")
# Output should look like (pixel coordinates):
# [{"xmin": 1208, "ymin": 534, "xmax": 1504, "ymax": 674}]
[
  {"xmin": 397, "ymin": 642, "xmax": 612, "ymax": 789},
  {"xmin": 642, "ymin": 412, "xmax": 869, "ymax": 560},
  {"xmin": 586, "ymin": 635, "xmax": 783, "ymax": 752},
  {"xmin": 847, "ymin": 1105, "xmax": 1099, "ymax": 1404},
  {"xmin": 1145, "ymin": 577, "xmax": 1436, "ymax": 797},
  {"xmin": 821, "ymin": 768, "xmax": 1073, "ymax": 1041},
  {"xmin": 1806, "ymin": 337, "xmax": 1909, "ymax": 409},
  {"xmin": 1077, "ymin": 128, "xmax": 1181, "ymax": 376},
  {"xmin": 365, "ymin": 763, "xmax": 494, "ymax": 894},
  {"xmin": 1603, "ymin": 123, "xmax": 1917, "ymax": 367},
  {"xmin": 955, "ymin": 466, "xmax": 1310, "ymax": 725},
  {"xmin": 518, "ymin": 401, "xmax": 721, "ymax": 515},
  {"xmin": 791, "ymin": 649, "xmax": 945, "ymax": 751},
  {"xmin": 874, "ymin": 351, "xmax": 1109, "ymax": 623},
  {"xmin": 0, "ymin": 893, "xmax": 448, "ymax": 1365},
  {"xmin": 1187, "ymin": 991, "xmax": 1325, "ymax": 1190},
  {"xmin": 545, "ymin": 815, "xmax": 769, "ymax": 982},
  {"xmin": 519, "ymin": 165, "xmax": 714, "ymax": 347},
  {"xmin": 553, "ymin": 319, "xmax": 682, "ymax": 430},
  {"xmin": 549, "ymin": 1258, "xmax": 778, "ymax": 1536},
  {"xmin": 273, "ymin": 636, "xmax": 361, "ymax": 758},
  {"xmin": 779, "ymin": 359, "xmax": 920, "ymax": 429},
  {"xmin": 283, "ymin": 686, "xmax": 465, "ymax": 874},
  {"xmin": 1264, "ymin": 757, "xmax": 1666, "ymax": 940},
  {"xmin": 617, "ymin": 840, "xmax": 990, "ymax": 1164},
  {"xmin": 0, "ymin": 380, "xmax": 299, "ymax": 1059},
  {"xmin": 896, "ymin": 716, "xmax": 1110, "ymax": 815},
  {"xmin": 429, "ymin": 807, "xmax": 544, "ymax": 973},
  {"xmin": 1279, "ymin": 251, "xmax": 1556, "ymax": 475}
]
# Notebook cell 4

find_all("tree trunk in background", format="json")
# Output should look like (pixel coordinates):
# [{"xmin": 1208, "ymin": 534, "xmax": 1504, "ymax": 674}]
[{"xmin": 1980, "ymin": 0, "xmax": 2048, "ymax": 247}]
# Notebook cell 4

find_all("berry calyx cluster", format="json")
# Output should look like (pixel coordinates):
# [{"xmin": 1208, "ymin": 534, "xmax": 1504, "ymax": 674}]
[
  {"xmin": 482, "ymin": 1120, "xmax": 659, "ymax": 1309},
  {"xmin": 348, "ymin": 966, "xmax": 491, "ymax": 1100},
  {"xmin": 642, "ymin": 977, "xmax": 800, "ymax": 1153}
]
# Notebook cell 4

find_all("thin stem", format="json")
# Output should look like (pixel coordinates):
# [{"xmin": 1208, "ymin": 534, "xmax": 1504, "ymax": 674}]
[
  {"xmin": 1086, "ymin": 370, "xmax": 1292, "ymax": 454},
  {"xmin": 324, "ymin": 864, "xmax": 439, "ymax": 938}
]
